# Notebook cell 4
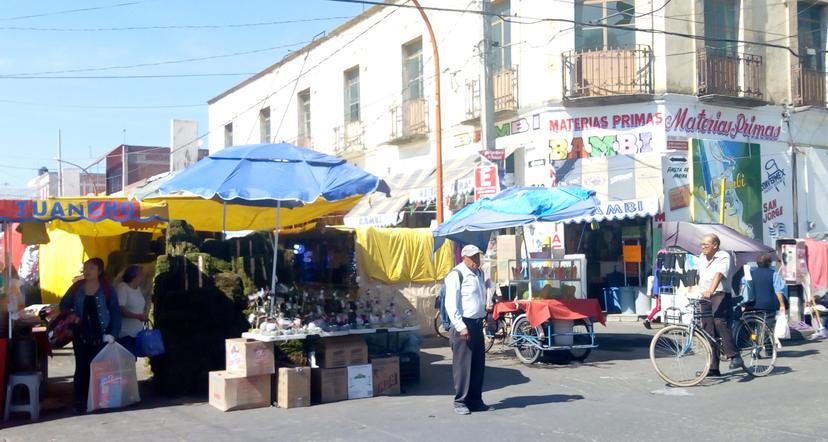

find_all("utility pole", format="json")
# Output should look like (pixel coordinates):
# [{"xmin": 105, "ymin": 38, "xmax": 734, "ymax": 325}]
[
  {"xmin": 57, "ymin": 129, "xmax": 63, "ymax": 197},
  {"xmin": 411, "ymin": 0, "xmax": 444, "ymax": 223},
  {"xmin": 479, "ymin": 0, "xmax": 496, "ymax": 152}
]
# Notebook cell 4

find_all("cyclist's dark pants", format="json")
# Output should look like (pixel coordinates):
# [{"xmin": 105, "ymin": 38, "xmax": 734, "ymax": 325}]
[{"xmin": 701, "ymin": 291, "xmax": 738, "ymax": 368}]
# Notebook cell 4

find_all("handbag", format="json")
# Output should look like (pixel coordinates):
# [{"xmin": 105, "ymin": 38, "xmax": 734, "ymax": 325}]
[
  {"xmin": 46, "ymin": 312, "xmax": 81, "ymax": 348},
  {"xmin": 135, "ymin": 321, "xmax": 165, "ymax": 357}
]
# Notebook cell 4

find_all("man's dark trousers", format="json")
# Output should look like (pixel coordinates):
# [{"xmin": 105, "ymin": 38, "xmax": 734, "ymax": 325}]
[
  {"xmin": 450, "ymin": 317, "xmax": 485, "ymax": 407},
  {"xmin": 701, "ymin": 291, "xmax": 738, "ymax": 368}
]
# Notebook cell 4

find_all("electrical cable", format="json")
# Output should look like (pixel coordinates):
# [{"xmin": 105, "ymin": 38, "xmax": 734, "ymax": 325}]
[
  {"xmin": 0, "ymin": 16, "xmax": 354, "ymax": 32},
  {"xmin": 0, "ymin": 1, "xmax": 153, "ymax": 21}
]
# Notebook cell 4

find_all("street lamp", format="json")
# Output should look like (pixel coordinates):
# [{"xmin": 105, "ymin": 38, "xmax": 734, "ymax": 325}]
[{"xmin": 54, "ymin": 158, "xmax": 100, "ymax": 195}]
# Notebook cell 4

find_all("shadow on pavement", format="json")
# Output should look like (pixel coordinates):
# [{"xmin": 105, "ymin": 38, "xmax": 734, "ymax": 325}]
[
  {"xmin": 408, "ymin": 350, "xmax": 531, "ymax": 397},
  {"xmin": 495, "ymin": 394, "xmax": 584, "ymax": 410}
]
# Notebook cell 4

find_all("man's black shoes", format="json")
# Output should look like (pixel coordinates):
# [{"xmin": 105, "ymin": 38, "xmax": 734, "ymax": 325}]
[{"xmin": 729, "ymin": 356, "xmax": 744, "ymax": 370}]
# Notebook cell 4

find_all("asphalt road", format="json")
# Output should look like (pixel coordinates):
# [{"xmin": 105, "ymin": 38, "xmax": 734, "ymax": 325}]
[{"xmin": 3, "ymin": 322, "xmax": 826, "ymax": 442}]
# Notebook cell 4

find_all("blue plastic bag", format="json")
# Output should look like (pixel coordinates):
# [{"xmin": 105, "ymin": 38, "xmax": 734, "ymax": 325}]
[{"xmin": 135, "ymin": 324, "xmax": 165, "ymax": 357}]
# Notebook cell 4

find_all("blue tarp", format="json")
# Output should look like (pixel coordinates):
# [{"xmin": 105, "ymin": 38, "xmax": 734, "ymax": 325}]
[
  {"xmin": 157, "ymin": 143, "xmax": 388, "ymax": 207},
  {"xmin": 433, "ymin": 186, "xmax": 600, "ymax": 251}
]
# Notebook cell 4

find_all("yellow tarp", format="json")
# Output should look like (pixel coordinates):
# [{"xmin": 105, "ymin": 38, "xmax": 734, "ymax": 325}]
[
  {"xmin": 355, "ymin": 227, "xmax": 454, "ymax": 284},
  {"xmin": 145, "ymin": 195, "xmax": 361, "ymax": 232},
  {"xmin": 39, "ymin": 228, "xmax": 121, "ymax": 304}
]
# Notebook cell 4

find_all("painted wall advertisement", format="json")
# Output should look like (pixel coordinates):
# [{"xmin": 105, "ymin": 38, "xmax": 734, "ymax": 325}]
[{"xmin": 690, "ymin": 139, "xmax": 793, "ymax": 245}]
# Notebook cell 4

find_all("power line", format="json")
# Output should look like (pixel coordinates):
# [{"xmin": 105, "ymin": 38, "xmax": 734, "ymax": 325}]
[
  {"xmin": 326, "ymin": 0, "xmax": 818, "ymax": 57},
  {"xmin": 0, "ymin": 73, "xmax": 257, "ymax": 80},
  {"xmin": 0, "ymin": 98, "xmax": 203, "ymax": 109},
  {"xmin": 0, "ymin": 1, "xmax": 153, "ymax": 21},
  {"xmin": 0, "ymin": 41, "xmax": 310, "ymax": 77},
  {"xmin": 0, "ymin": 16, "xmax": 354, "ymax": 32}
]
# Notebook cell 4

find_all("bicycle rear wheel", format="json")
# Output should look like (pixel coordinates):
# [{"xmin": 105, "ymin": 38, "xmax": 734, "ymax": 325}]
[
  {"xmin": 735, "ymin": 317, "xmax": 776, "ymax": 377},
  {"xmin": 567, "ymin": 319, "xmax": 594, "ymax": 362},
  {"xmin": 433, "ymin": 312, "xmax": 449, "ymax": 339},
  {"xmin": 650, "ymin": 325, "xmax": 712, "ymax": 387},
  {"xmin": 483, "ymin": 318, "xmax": 497, "ymax": 353}
]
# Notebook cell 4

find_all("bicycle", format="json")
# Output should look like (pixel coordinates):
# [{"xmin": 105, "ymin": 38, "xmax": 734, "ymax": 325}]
[
  {"xmin": 483, "ymin": 313, "xmax": 512, "ymax": 353},
  {"xmin": 433, "ymin": 310, "xmax": 449, "ymax": 339},
  {"xmin": 650, "ymin": 298, "xmax": 777, "ymax": 387}
]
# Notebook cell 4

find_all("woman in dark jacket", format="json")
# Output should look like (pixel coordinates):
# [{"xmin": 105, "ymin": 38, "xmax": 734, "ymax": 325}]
[{"xmin": 59, "ymin": 257, "xmax": 121, "ymax": 413}]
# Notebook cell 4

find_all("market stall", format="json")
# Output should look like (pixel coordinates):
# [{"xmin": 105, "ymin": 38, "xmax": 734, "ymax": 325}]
[{"xmin": 433, "ymin": 186, "xmax": 603, "ymax": 364}]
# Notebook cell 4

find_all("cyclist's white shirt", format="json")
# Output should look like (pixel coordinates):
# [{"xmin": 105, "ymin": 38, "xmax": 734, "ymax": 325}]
[{"xmin": 698, "ymin": 250, "xmax": 731, "ymax": 293}]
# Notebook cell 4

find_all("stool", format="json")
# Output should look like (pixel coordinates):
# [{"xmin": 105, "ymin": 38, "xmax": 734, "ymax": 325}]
[{"xmin": 4, "ymin": 372, "xmax": 42, "ymax": 421}]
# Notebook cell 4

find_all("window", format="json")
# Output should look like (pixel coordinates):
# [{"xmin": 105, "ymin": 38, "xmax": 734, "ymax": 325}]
[
  {"xmin": 489, "ymin": 1, "xmax": 512, "ymax": 71},
  {"xmin": 798, "ymin": 2, "xmax": 825, "ymax": 71},
  {"xmin": 344, "ymin": 67, "xmax": 361, "ymax": 123},
  {"xmin": 298, "ymin": 89, "xmax": 311, "ymax": 141},
  {"xmin": 575, "ymin": 0, "xmax": 636, "ymax": 51},
  {"xmin": 704, "ymin": 0, "xmax": 739, "ymax": 55},
  {"xmin": 402, "ymin": 38, "xmax": 423, "ymax": 101},
  {"xmin": 259, "ymin": 107, "xmax": 271, "ymax": 144},
  {"xmin": 224, "ymin": 122, "xmax": 233, "ymax": 147}
]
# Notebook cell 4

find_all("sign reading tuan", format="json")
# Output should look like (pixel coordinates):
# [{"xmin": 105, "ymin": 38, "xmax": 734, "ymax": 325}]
[{"xmin": 0, "ymin": 199, "xmax": 150, "ymax": 222}]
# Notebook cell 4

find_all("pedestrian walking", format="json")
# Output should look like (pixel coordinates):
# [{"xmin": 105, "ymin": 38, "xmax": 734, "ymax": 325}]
[
  {"xmin": 444, "ymin": 244, "xmax": 493, "ymax": 415},
  {"xmin": 698, "ymin": 233, "xmax": 742, "ymax": 376}
]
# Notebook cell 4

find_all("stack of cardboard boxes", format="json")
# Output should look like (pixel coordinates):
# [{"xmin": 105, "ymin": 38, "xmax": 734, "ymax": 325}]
[
  {"xmin": 209, "ymin": 338, "xmax": 275, "ymax": 412},
  {"xmin": 210, "ymin": 335, "xmax": 402, "ymax": 411}
]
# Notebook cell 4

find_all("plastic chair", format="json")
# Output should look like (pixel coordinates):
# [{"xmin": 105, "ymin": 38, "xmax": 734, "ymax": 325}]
[{"xmin": 4, "ymin": 372, "xmax": 42, "ymax": 421}]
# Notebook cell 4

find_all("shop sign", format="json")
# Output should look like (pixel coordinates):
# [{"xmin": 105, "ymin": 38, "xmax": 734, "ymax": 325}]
[
  {"xmin": 664, "ymin": 107, "xmax": 782, "ymax": 142},
  {"xmin": 479, "ymin": 149, "xmax": 506, "ymax": 161},
  {"xmin": 3, "ymin": 199, "xmax": 142, "ymax": 222},
  {"xmin": 474, "ymin": 165, "xmax": 499, "ymax": 200}
]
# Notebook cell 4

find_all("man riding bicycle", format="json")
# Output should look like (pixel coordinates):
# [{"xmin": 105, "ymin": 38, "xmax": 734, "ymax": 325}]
[{"xmin": 698, "ymin": 233, "xmax": 743, "ymax": 376}]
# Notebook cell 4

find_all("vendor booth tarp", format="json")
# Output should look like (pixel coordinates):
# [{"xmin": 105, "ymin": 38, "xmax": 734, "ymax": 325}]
[
  {"xmin": 147, "ymin": 194, "xmax": 361, "ymax": 232},
  {"xmin": 552, "ymin": 153, "xmax": 662, "ymax": 223},
  {"xmin": 39, "ymin": 228, "xmax": 122, "ymax": 304},
  {"xmin": 660, "ymin": 221, "xmax": 776, "ymax": 269},
  {"xmin": 355, "ymin": 227, "xmax": 454, "ymax": 283},
  {"xmin": 433, "ymin": 186, "xmax": 600, "ymax": 251}
]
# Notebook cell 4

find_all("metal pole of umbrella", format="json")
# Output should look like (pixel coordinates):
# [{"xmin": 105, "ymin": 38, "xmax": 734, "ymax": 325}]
[
  {"xmin": 221, "ymin": 202, "xmax": 227, "ymax": 240},
  {"xmin": 4, "ymin": 221, "xmax": 11, "ymax": 339},
  {"xmin": 269, "ymin": 201, "xmax": 281, "ymax": 317},
  {"xmin": 521, "ymin": 225, "xmax": 533, "ymax": 300}
]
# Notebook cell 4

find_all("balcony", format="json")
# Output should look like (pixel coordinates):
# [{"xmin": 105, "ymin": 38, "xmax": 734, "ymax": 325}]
[
  {"xmin": 296, "ymin": 134, "xmax": 313, "ymax": 149},
  {"xmin": 333, "ymin": 121, "xmax": 365, "ymax": 159},
  {"xmin": 697, "ymin": 48, "xmax": 765, "ymax": 106},
  {"xmin": 390, "ymin": 98, "xmax": 429, "ymax": 144},
  {"xmin": 793, "ymin": 63, "xmax": 826, "ymax": 107},
  {"xmin": 464, "ymin": 66, "xmax": 519, "ymax": 122},
  {"xmin": 562, "ymin": 46, "xmax": 653, "ymax": 105}
]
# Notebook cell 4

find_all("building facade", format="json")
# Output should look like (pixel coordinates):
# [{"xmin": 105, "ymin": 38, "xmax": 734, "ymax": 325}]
[
  {"xmin": 207, "ymin": 0, "xmax": 828, "ymax": 246},
  {"xmin": 104, "ymin": 144, "xmax": 171, "ymax": 195},
  {"xmin": 29, "ymin": 169, "xmax": 106, "ymax": 198}
]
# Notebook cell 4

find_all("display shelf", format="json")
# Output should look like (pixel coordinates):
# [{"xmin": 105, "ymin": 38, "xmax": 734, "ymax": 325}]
[{"xmin": 503, "ymin": 256, "xmax": 587, "ymax": 300}]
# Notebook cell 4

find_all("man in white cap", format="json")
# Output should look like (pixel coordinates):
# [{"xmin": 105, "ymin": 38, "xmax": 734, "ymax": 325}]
[{"xmin": 444, "ymin": 244, "xmax": 492, "ymax": 415}]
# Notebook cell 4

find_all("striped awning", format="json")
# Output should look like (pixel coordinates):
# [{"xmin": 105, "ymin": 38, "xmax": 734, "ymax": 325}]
[
  {"xmin": 409, "ymin": 153, "xmax": 493, "ymax": 202},
  {"xmin": 343, "ymin": 168, "xmax": 434, "ymax": 227},
  {"xmin": 554, "ymin": 152, "xmax": 663, "ymax": 223}
]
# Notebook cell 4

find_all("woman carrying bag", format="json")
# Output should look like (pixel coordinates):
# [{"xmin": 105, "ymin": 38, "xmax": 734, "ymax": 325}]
[
  {"xmin": 58, "ymin": 258, "xmax": 121, "ymax": 414},
  {"xmin": 116, "ymin": 265, "xmax": 148, "ymax": 357}
]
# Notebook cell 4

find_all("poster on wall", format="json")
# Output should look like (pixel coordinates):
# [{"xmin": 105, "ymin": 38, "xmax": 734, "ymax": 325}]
[
  {"xmin": 691, "ymin": 139, "xmax": 763, "ymax": 241},
  {"xmin": 662, "ymin": 152, "xmax": 691, "ymax": 222},
  {"xmin": 759, "ymin": 152, "xmax": 793, "ymax": 242}
]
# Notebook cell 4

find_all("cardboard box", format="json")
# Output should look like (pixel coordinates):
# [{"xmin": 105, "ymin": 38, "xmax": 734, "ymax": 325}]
[
  {"xmin": 371, "ymin": 356, "xmax": 400, "ymax": 396},
  {"xmin": 311, "ymin": 367, "xmax": 348, "ymax": 404},
  {"xmin": 315, "ymin": 336, "xmax": 368, "ymax": 369},
  {"xmin": 496, "ymin": 234, "xmax": 522, "ymax": 283},
  {"xmin": 225, "ymin": 338, "xmax": 275, "ymax": 377},
  {"xmin": 275, "ymin": 367, "xmax": 311, "ymax": 409},
  {"xmin": 209, "ymin": 370, "xmax": 270, "ymax": 412},
  {"xmin": 347, "ymin": 364, "xmax": 373, "ymax": 400}
]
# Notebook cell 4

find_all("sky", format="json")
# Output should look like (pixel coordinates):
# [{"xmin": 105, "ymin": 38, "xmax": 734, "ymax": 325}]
[{"xmin": 0, "ymin": 0, "xmax": 367, "ymax": 190}]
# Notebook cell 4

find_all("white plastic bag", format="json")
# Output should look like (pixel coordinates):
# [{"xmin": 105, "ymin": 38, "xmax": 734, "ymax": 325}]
[
  {"xmin": 87, "ymin": 341, "xmax": 140, "ymax": 412},
  {"xmin": 774, "ymin": 312, "xmax": 790, "ymax": 340}
]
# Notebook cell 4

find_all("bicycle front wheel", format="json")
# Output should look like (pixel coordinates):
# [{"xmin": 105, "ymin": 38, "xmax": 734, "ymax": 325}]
[
  {"xmin": 650, "ymin": 325, "xmax": 712, "ymax": 387},
  {"xmin": 735, "ymin": 317, "xmax": 776, "ymax": 377}
]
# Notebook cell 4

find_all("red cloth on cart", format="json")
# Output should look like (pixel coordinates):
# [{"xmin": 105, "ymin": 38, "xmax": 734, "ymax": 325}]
[{"xmin": 493, "ymin": 299, "xmax": 606, "ymax": 328}]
